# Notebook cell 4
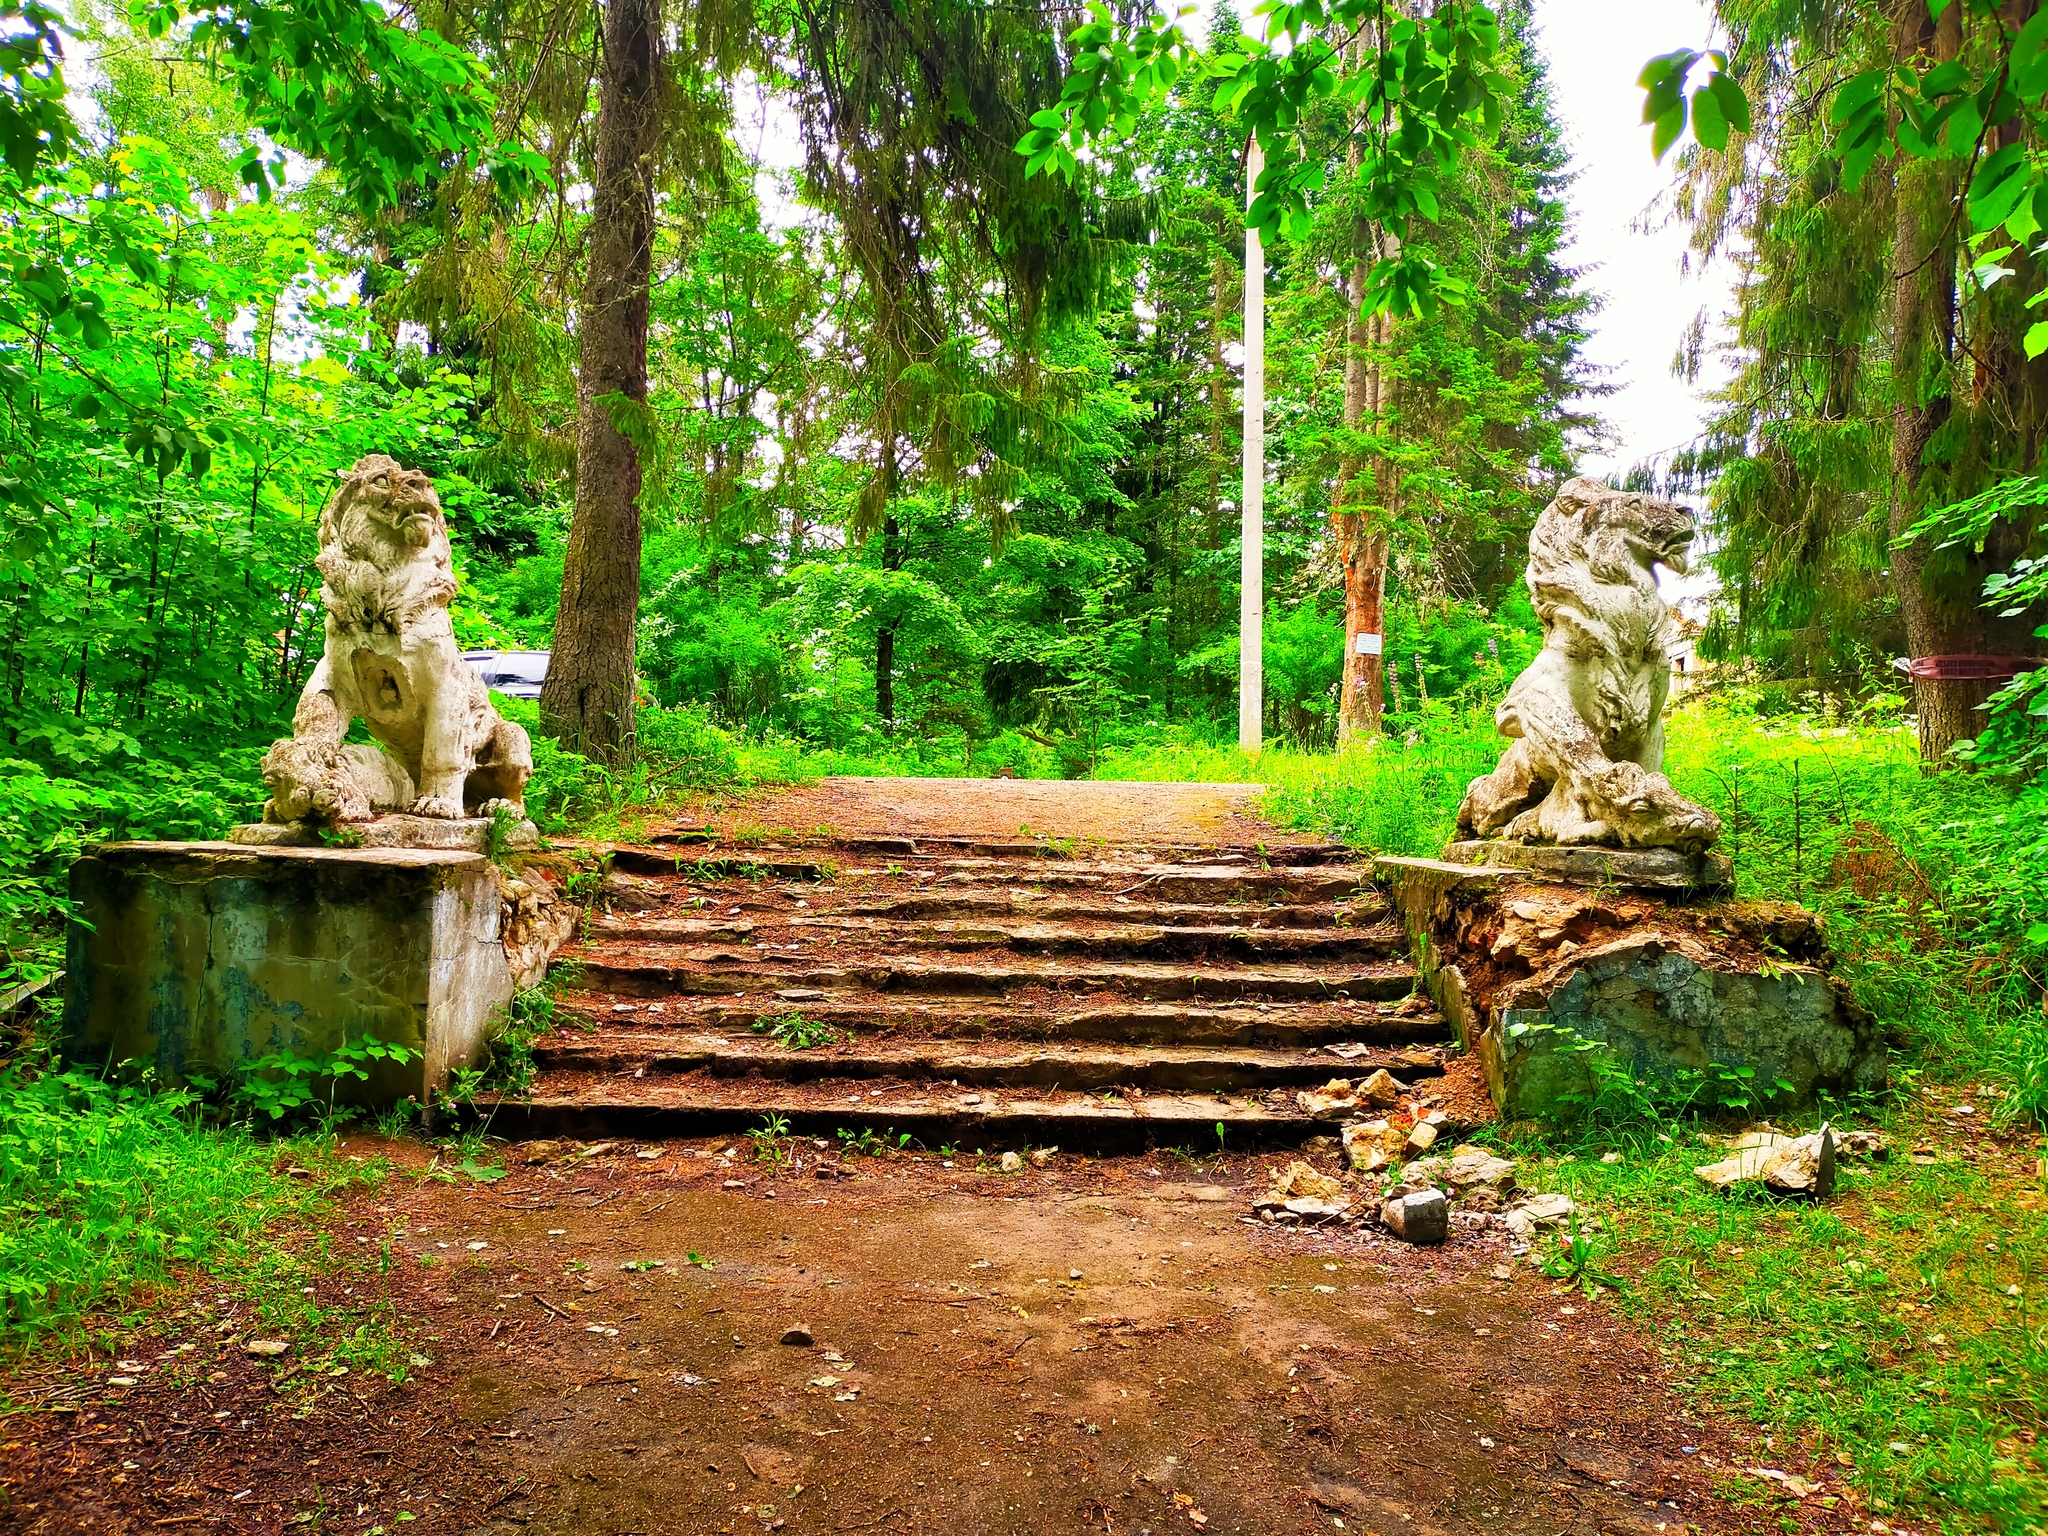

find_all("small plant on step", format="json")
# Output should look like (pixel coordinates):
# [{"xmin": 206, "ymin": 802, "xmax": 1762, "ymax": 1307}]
[
  {"xmin": 484, "ymin": 803, "xmax": 525, "ymax": 865},
  {"xmin": 752, "ymin": 1011, "xmax": 840, "ymax": 1050},
  {"xmin": 748, "ymin": 1112, "xmax": 791, "ymax": 1165},
  {"xmin": 838, "ymin": 1126, "xmax": 910, "ymax": 1157}
]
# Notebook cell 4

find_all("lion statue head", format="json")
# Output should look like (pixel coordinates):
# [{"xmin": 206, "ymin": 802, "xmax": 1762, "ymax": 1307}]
[
  {"xmin": 1527, "ymin": 477, "xmax": 1695, "ymax": 626},
  {"xmin": 315, "ymin": 455, "xmax": 458, "ymax": 637},
  {"xmin": 320, "ymin": 454, "xmax": 447, "ymax": 564}
]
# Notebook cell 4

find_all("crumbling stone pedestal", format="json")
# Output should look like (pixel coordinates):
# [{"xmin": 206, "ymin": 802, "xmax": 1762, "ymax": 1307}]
[
  {"xmin": 66, "ymin": 842, "xmax": 524, "ymax": 1102},
  {"xmin": 1379, "ymin": 853, "xmax": 1884, "ymax": 1122}
]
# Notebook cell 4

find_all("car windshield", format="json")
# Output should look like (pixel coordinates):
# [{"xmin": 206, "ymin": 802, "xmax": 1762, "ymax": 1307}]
[{"xmin": 493, "ymin": 654, "xmax": 548, "ymax": 684}]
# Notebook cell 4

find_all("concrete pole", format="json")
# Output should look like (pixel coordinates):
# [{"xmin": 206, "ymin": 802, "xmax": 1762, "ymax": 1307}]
[{"xmin": 1238, "ymin": 135, "xmax": 1265, "ymax": 756}]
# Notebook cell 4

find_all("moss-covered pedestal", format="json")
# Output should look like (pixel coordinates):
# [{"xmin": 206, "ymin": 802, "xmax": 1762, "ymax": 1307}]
[
  {"xmin": 1378, "ymin": 851, "xmax": 1885, "ymax": 1122},
  {"xmin": 64, "ymin": 842, "xmax": 515, "ymax": 1103}
]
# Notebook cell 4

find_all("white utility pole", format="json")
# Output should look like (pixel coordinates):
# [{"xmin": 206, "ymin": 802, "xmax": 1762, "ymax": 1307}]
[{"xmin": 1238, "ymin": 134, "xmax": 1265, "ymax": 756}]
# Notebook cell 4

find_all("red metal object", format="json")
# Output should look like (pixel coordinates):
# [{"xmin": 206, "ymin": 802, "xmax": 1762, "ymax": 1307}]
[{"xmin": 1904, "ymin": 655, "xmax": 2042, "ymax": 680}]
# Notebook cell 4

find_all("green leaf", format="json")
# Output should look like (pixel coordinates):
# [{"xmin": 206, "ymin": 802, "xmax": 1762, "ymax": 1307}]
[
  {"xmin": 1707, "ymin": 72, "xmax": 1750, "ymax": 134},
  {"xmin": 1651, "ymin": 101, "xmax": 1687, "ymax": 161},
  {"xmin": 2025, "ymin": 319, "xmax": 2048, "ymax": 358},
  {"xmin": 1691, "ymin": 82, "xmax": 1728, "ymax": 151}
]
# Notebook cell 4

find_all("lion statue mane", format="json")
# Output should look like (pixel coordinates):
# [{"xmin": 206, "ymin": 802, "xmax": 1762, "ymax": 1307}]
[
  {"xmin": 1456, "ymin": 477, "xmax": 1721, "ymax": 854},
  {"xmin": 260, "ymin": 454, "xmax": 532, "ymax": 825}
]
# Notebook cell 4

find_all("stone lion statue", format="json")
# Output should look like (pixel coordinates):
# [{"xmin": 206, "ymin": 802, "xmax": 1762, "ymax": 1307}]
[
  {"xmin": 1456, "ymin": 478, "xmax": 1721, "ymax": 854},
  {"xmin": 260, "ymin": 455, "xmax": 532, "ymax": 825}
]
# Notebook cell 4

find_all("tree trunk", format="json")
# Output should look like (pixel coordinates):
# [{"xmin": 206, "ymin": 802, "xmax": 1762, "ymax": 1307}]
[
  {"xmin": 876, "ymin": 624, "xmax": 895, "ymax": 723},
  {"xmin": 1334, "ymin": 206, "xmax": 1394, "ymax": 746},
  {"xmin": 539, "ymin": 0, "xmax": 661, "ymax": 763},
  {"xmin": 1883, "ymin": 0, "xmax": 2044, "ymax": 763},
  {"xmin": 1207, "ymin": 248, "xmax": 1229, "ymax": 541},
  {"xmin": 876, "ymin": 512, "xmax": 903, "ymax": 725}
]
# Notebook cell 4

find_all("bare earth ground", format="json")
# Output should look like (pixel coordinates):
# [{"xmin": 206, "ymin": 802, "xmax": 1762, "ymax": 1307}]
[
  {"xmin": 0, "ymin": 780, "xmax": 1856, "ymax": 1536},
  {"xmin": 3, "ymin": 1140, "xmax": 1800, "ymax": 1536},
  {"xmin": 695, "ymin": 778, "xmax": 1281, "ymax": 845}
]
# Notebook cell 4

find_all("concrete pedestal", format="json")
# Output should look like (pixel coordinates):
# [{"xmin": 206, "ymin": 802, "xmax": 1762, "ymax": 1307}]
[
  {"xmin": 64, "ymin": 842, "xmax": 514, "ymax": 1102},
  {"xmin": 228, "ymin": 813, "xmax": 538, "ymax": 852},
  {"xmin": 1379, "ymin": 854, "xmax": 1884, "ymax": 1122},
  {"xmin": 1440, "ymin": 839, "xmax": 1732, "ymax": 892}
]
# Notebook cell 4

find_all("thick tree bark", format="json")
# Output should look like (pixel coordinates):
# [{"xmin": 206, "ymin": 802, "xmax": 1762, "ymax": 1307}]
[
  {"xmin": 1334, "ymin": 211, "xmax": 1393, "ymax": 746},
  {"xmin": 876, "ymin": 512, "xmax": 903, "ymax": 725},
  {"xmin": 539, "ymin": 0, "xmax": 661, "ymax": 763},
  {"xmin": 1886, "ymin": 0, "xmax": 2046, "ymax": 762}
]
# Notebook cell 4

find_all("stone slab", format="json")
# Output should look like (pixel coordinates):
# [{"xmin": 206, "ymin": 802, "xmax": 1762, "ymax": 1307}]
[
  {"xmin": 1440, "ymin": 840, "xmax": 1732, "ymax": 891},
  {"xmin": 1481, "ymin": 931, "xmax": 1882, "ymax": 1119},
  {"xmin": 230, "ymin": 813, "xmax": 539, "ymax": 852},
  {"xmin": 64, "ymin": 841, "xmax": 513, "ymax": 1103}
]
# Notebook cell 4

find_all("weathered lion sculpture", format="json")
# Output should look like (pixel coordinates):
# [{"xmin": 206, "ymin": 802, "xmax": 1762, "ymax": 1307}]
[
  {"xmin": 1456, "ymin": 477, "xmax": 1721, "ymax": 854},
  {"xmin": 260, "ymin": 455, "xmax": 532, "ymax": 825}
]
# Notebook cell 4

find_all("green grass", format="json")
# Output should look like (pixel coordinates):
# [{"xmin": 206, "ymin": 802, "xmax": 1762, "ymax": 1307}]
[
  {"xmin": 1156, "ymin": 691, "xmax": 2048, "ymax": 1532},
  {"xmin": 0, "ymin": 1037, "xmax": 413, "ymax": 1381},
  {"xmin": 1494, "ymin": 1114, "xmax": 2047, "ymax": 1532}
]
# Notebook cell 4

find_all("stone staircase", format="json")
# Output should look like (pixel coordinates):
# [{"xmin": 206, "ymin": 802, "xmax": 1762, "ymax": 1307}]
[{"xmin": 487, "ymin": 827, "xmax": 1453, "ymax": 1153}]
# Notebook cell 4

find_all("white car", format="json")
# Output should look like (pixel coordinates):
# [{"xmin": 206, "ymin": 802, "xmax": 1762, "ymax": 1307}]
[{"xmin": 463, "ymin": 649, "xmax": 551, "ymax": 701}]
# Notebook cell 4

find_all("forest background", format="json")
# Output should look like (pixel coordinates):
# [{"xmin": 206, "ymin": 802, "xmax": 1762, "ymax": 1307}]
[
  {"xmin": 3, "ymin": 0, "xmax": 2048, "ymax": 1010},
  {"xmin": 3, "ymin": 2, "xmax": 2048, "ymax": 1525}
]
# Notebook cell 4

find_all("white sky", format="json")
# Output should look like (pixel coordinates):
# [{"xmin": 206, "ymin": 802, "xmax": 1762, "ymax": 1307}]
[{"xmin": 1528, "ymin": 0, "xmax": 1736, "ymax": 482}]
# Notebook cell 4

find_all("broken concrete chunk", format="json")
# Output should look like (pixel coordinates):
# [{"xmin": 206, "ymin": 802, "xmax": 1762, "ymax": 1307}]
[
  {"xmin": 1296, "ymin": 1078, "xmax": 1361, "ymax": 1121},
  {"xmin": 1403, "ymin": 1121, "xmax": 1439, "ymax": 1156},
  {"xmin": 1381, "ymin": 1189, "xmax": 1449, "ymax": 1245},
  {"xmin": 1267, "ymin": 1161, "xmax": 1345, "ymax": 1202},
  {"xmin": 1761, "ymin": 1125, "xmax": 1835, "ymax": 1197},
  {"xmin": 1357, "ymin": 1068, "xmax": 1405, "ymax": 1108},
  {"xmin": 1502, "ymin": 1192, "xmax": 1575, "ymax": 1238},
  {"xmin": 1695, "ymin": 1124, "xmax": 1836, "ymax": 1197},
  {"xmin": 1441, "ymin": 1145, "xmax": 1518, "ymax": 1195},
  {"xmin": 1838, "ymin": 1128, "xmax": 1888, "ymax": 1161},
  {"xmin": 1341, "ymin": 1120, "xmax": 1406, "ymax": 1173}
]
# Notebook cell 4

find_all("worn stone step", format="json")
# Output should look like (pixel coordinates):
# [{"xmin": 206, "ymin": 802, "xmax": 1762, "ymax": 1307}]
[
  {"xmin": 608, "ymin": 848, "xmax": 826, "ymax": 880},
  {"xmin": 481, "ymin": 1078, "xmax": 1326, "ymax": 1153},
  {"xmin": 560, "ymin": 996, "xmax": 1449, "ymax": 1048},
  {"xmin": 590, "ymin": 913, "xmax": 1405, "ymax": 960},
  {"xmin": 926, "ymin": 863, "xmax": 1372, "ymax": 902},
  {"xmin": 837, "ymin": 893, "xmax": 1389, "ymax": 927},
  {"xmin": 792, "ymin": 916, "xmax": 1404, "ymax": 959},
  {"xmin": 574, "ymin": 951, "xmax": 1417, "ymax": 1003},
  {"xmin": 528, "ymin": 1028, "xmax": 1444, "ymax": 1092}
]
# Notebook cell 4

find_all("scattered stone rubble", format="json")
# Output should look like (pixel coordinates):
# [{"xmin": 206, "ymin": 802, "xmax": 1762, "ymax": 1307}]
[
  {"xmin": 1258, "ymin": 1076, "xmax": 1888, "ymax": 1245},
  {"xmin": 1692, "ymin": 1123, "xmax": 1879, "ymax": 1198},
  {"xmin": 1253, "ymin": 1080, "xmax": 1574, "ymax": 1247}
]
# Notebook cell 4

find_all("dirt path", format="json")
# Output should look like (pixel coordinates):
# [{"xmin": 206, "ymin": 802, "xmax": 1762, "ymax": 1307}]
[
  {"xmin": 4, "ymin": 1137, "xmax": 1782, "ymax": 1536},
  {"xmin": 706, "ymin": 777, "xmax": 1279, "ymax": 845}
]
